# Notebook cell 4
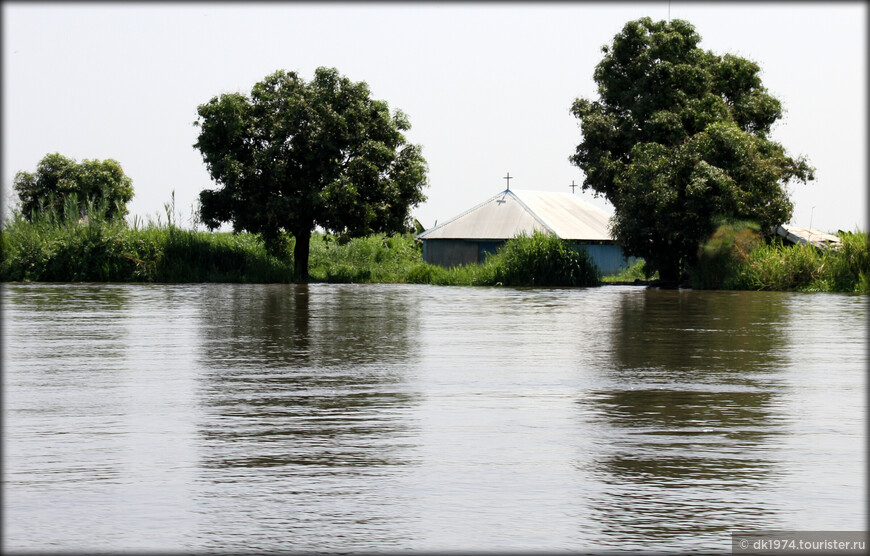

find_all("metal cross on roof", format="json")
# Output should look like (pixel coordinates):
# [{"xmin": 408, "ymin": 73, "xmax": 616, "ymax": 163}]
[
  {"xmin": 569, "ymin": 180, "xmax": 577, "ymax": 194},
  {"xmin": 503, "ymin": 172, "xmax": 513, "ymax": 191}
]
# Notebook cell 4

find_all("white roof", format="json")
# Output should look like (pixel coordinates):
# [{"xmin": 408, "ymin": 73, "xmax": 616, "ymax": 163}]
[
  {"xmin": 776, "ymin": 225, "xmax": 842, "ymax": 250},
  {"xmin": 418, "ymin": 189, "xmax": 614, "ymax": 241}
]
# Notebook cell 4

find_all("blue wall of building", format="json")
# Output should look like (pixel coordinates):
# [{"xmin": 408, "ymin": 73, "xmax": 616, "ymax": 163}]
[
  {"xmin": 571, "ymin": 243, "xmax": 635, "ymax": 275},
  {"xmin": 423, "ymin": 239, "xmax": 635, "ymax": 275}
]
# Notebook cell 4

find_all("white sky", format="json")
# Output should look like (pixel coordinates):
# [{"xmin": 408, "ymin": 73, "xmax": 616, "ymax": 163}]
[{"xmin": 2, "ymin": 2, "xmax": 866, "ymax": 234}]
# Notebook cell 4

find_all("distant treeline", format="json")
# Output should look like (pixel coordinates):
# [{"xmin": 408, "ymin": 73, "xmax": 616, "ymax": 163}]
[{"xmin": 1, "ymin": 204, "xmax": 867, "ymax": 292}]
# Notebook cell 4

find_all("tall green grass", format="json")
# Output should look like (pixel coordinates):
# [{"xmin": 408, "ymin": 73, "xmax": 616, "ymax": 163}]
[
  {"xmin": 691, "ymin": 221, "xmax": 869, "ymax": 293},
  {"xmin": 734, "ymin": 231, "xmax": 869, "ymax": 293},
  {"xmin": 308, "ymin": 233, "xmax": 425, "ymax": 283},
  {"xmin": 2, "ymin": 206, "xmax": 602, "ymax": 288},
  {"xmin": 308, "ymin": 231, "xmax": 600, "ymax": 287},
  {"xmin": 307, "ymin": 232, "xmax": 479, "ymax": 285},
  {"xmin": 11, "ymin": 200, "xmax": 860, "ymax": 292},
  {"xmin": 1, "ymin": 202, "xmax": 293, "ymax": 283}
]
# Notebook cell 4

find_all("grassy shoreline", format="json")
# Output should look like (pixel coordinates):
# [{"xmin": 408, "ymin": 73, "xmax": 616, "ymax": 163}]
[
  {"xmin": 0, "ymin": 209, "xmax": 601, "ymax": 287},
  {"xmin": 2, "ymin": 208, "xmax": 867, "ymax": 292}
]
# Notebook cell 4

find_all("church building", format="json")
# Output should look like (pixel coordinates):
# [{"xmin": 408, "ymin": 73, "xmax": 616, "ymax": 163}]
[{"xmin": 416, "ymin": 188, "xmax": 633, "ymax": 275}]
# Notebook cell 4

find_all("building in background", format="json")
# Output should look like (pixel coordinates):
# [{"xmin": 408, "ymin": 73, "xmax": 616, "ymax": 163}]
[
  {"xmin": 774, "ymin": 224, "xmax": 843, "ymax": 251},
  {"xmin": 417, "ymin": 189, "xmax": 633, "ymax": 274}
]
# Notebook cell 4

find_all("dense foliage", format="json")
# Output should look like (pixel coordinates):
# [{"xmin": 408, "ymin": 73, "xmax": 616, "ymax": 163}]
[
  {"xmin": 689, "ymin": 219, "xmax": 869, "ymax": 292},
  {"xmin": 0, "ymin": 202, "xmax": 292, "ymax": 283},
  {"xmin": 692, "ymin": 218, "xmax": 763, "ymax": 289},
  {"xmin": 13, "ymin": 153, "xmax": 134, "ymax": 222},
  {"xmin": 194, "ymin": 67, "xmax": 428, "ymax": 281},
  {"xmin": 487, "ymin": 232, "xmax": 601, "ymax": 287},
  {"xmin": 3, "ymin": 200, "xmax": 864, "ymax": 292},
  {"xmin": 0, "ymin": 206, "xmax": 595, "ymax": 288},
  {"xmin": 570, "ymin": 18, "xmax": 814, "ymax": 281},
  {"xmin": 732, "ymin": 231, "xmax": 869, "ymax": 292}
]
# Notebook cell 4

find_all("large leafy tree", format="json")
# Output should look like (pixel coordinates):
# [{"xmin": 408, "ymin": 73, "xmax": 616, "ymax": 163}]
[
  {"xmin": 570, "ymin": 18, "xmax": 814, "ymax": 281},
  {"xmin": 194, "ymin": 67, "xmax": 428, "ymax": 282},
  {"xmin": 13, "ymin": 153, "xmax": 134, "ymax": 221}
]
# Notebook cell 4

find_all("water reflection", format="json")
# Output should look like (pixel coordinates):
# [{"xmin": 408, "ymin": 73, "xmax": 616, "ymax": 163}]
[
  {"xmin": 192, "ymin": 284, "xmax": 423, "ymax": 551},
  {"xmin": 4, "ymin": 285, "xmax": 132, "ymax": 487},
  {"xmin": 3, "ymin": 285, "xmax": 201, "ymax": 550},
  {"xmin": 578, "ymin": 289, "xmax": 793, "ymax": 548},
  {"xmin": 610, "ymin": 290, "xmax": 791, "ymax": 377},
  {"xmin": 5, "ymin": 284, "xmax": 131, "ymax": 365},
  {"xmin": 3, "ymin": 284, "xmax": 863, "ymax": 552}
]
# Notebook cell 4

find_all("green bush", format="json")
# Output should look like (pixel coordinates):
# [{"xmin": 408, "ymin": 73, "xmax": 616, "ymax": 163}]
[
  {"xmin": 486, "ymin": 232, "xmax": 601, "ymax": 287},
  {"xmin": 722, "ymin": 229, "xmax": 869, "ymax": 293},
  {"xmin": 692, "ymin": 219, "xmax": 763, "ymax": 289},
  {"xmin": 308, "ymin": 233, "xmax": 424, "ymax": 283}
]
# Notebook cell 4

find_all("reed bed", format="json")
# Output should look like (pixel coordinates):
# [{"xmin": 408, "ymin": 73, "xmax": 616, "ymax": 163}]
[
  {"xmin": 1, "ymin": 205, "xmax": 292, "ymax": 283},
  {"xmin": 3, "ymin": 203, "xmax": 865, "ymax": 292},
  {"xmin": 309, "ymin": 231, "xmax": 600, "ymax": 287},
  {"xmin": 691, "ymin": 219, "xmax": 869, "ymax": 293},
  {"xmin": 733, "ymin": 231, "xmax": 869, "ymax": 293},
  {"xmin": 1, "ymin": 207, "xmax": 601, "ymax": 287}
]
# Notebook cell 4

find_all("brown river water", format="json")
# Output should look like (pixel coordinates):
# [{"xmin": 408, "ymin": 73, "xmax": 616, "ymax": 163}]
[{"xmin": 2, "ymin": 283, "xmax": 866, "ymax": 552}]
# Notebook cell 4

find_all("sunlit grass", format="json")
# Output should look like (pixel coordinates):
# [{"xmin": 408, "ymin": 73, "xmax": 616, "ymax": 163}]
[
  {"xmin": 1, "ymin": 202, "xmax": 292, "ymax": 283},
  {"xmin": 733, "ymin": 230, "xmax": 869, "ymax": 293},
  {"xmin": 2, "ymin": 208, "xmax": 602, "ymax": 288},
  {"xmin": 308, "ymin": 231, "xmax": 600, "ymax": 287},
  {"xmin": 690, "ymin": 220, "xmax": 869, "ymax": 293},
  {"xmin": 4, "ymin": 200, "xmax": 864, "ymax": 292},
  {"xmin": 600, "ymin": 258, "xmax": 659, "ymax": 283}
]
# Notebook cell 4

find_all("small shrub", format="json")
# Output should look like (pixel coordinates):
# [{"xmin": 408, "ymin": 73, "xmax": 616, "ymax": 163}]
[{"xmin": 486, "ymin": 232, "xmax": 600, "ymax": 287}]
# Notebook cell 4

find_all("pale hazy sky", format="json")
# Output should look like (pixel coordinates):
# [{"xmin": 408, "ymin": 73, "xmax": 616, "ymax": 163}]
[{"xmin": 3, "ymin": 2, "xmax": 866, "ymax": 234}]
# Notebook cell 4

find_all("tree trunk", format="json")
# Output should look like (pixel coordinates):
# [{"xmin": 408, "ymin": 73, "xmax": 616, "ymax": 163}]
[
  {"xmin": 293, "ymin": 230, "xmax": 311, "ymax": 283},
  {"xmin": 659, "ymin": 265, "xmax": 680, "ymax": 283}
]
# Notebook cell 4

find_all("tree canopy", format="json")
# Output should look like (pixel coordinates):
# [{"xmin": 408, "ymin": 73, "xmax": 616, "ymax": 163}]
[
  {"xmin": 570, "ymin": 18, "xmax": 814, "ymax": 281},
  {"xmin": 13, "ymin": 153, "xmax": 134, "ymax": 221},
  {"xmin": 194, "ymin": 67, "xmax": 428, "ymax": 281}
]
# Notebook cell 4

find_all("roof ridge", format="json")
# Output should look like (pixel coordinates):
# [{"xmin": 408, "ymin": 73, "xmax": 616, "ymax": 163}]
[
  {"xmin": 416, "ymin": 189, "xmax": 512, "ymax": 239},
  {"xmin": 512, "ymin": 189, "xmax": 612, "ymax": 216},
  {"xmin": 417, "ymin": 188, "xmax": 614, "ymax": 241},
  {"xmin": 506, "ymin": 190, "xmax": 557, "ymax": 237}
]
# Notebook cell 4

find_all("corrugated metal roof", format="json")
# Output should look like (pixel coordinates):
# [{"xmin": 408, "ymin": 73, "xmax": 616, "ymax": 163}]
[
  {"xmin": 417, "ymin": 189, "xmax": 614, "ymax": 241},
  {"xmin": 776, "ymin": 225, "xmax": 842, "ymax": 250}
]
